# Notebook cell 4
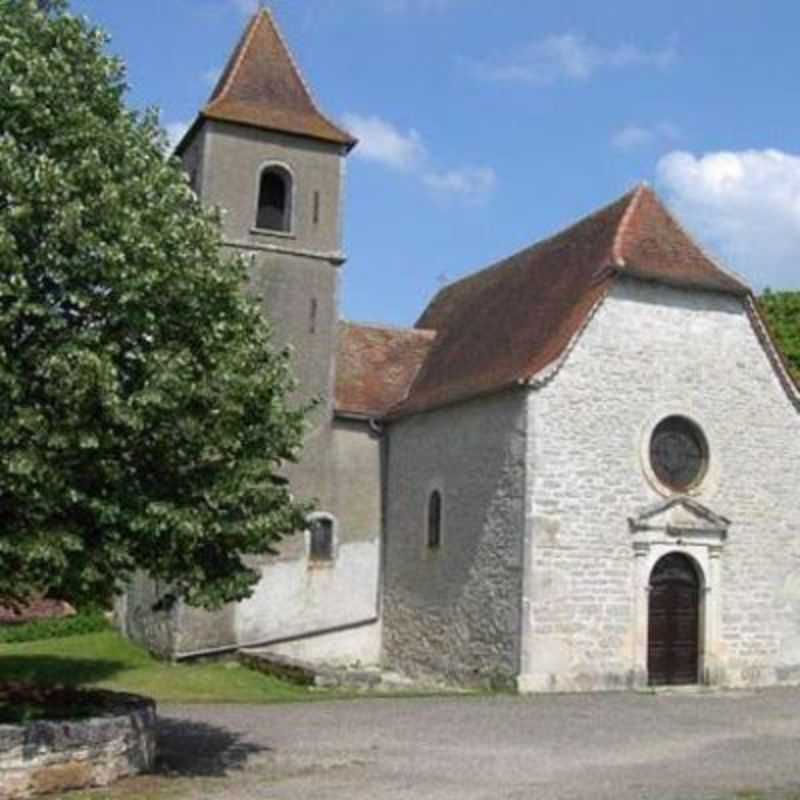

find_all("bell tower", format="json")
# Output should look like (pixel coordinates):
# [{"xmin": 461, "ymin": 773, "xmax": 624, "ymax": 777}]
[{"xmin": 175, "ymin": 9, "xmax": 356, "ymax": 503}]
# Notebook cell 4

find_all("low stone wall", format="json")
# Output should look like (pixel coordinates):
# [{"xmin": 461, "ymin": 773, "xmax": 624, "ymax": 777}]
[
  {"xmin": 0, "ymin": 600, "xmax": 75, "ymax": 625},
  {"xmin": 0, "ymin": 693, "xmax": 157, "ymax": 799}
]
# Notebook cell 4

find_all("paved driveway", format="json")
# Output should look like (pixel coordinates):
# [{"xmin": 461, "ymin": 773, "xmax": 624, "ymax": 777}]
[{"xmin": 154, "ymin": 688, "xmax": 800, "ymax": 800}]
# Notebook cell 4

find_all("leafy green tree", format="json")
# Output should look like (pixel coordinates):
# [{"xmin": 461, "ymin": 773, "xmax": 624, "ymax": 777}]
[
  {"xmin": 0, "ymin": 0, "xmax": 309, "ymax": 611},
  {"xmin": 759, "ymin": 290, "xmax": 800, "ymax": 381}
]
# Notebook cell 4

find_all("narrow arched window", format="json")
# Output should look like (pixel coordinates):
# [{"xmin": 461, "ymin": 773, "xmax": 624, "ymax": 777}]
[
  {"xmin": 256, "ymin": 166, "xmax": 292, "ymax": 232},
  {"xmin": 427, "ymin": 491, "xmax": 442, "ymax": 549},
  {"xmin": 309, "ymin": 515, "xmax": 335, "ymax": 563}
]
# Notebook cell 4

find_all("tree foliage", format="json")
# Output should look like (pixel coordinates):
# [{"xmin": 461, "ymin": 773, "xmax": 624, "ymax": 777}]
[
  {"xmin": 0, "ymin": 0, "xmax": 310, "ymax": 610},
  {"xmin": 759, "ymin": 290, "xmax": 800, "ymax": 381}
]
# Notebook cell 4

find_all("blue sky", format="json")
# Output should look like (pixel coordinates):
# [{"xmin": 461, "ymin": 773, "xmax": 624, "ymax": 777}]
[{"xmin": 71, "ymin": 0, "xmax": 800, "ymax": 325}]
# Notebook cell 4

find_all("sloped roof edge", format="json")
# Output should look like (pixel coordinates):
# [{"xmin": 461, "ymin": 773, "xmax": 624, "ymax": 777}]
[{"xmin": 387, "ymin": 186, "xmax": 761, "ymax": 419}]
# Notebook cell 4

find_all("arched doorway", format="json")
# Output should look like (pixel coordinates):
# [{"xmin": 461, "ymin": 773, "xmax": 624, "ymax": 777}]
[{"xmin": 648, "ymin": 553, "xmax": 701, "ymax": 686}]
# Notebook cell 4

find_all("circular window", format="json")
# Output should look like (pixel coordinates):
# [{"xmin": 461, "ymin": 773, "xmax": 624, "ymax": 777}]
[{"xmin": 649, "ymin": 416, "xmax": 708, "ymax": 492}]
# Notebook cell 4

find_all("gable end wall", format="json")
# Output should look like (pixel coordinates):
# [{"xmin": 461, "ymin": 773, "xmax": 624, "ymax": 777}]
[{"xmin": 522, "ymin": 277, "xmax": 800, "ymax": 692}]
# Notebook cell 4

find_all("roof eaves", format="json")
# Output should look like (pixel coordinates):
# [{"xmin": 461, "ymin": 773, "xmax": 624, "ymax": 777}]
[
  {"xmin": 172, "ymin": 114, "xmax": 205, "ymax": 157},
  {"xmin": 333, "ymin": 408, "xmax": 380, "ymax": 422},
  {"xmin": 522, "ymin": 277, "xmax": 616, "ymax": 389},
  {"xmin": 385, "ymin": 379, "xmax": 529, "ymax": 421},
  {"xmin": 662, "ymin": 199, "xmax": 751, "ymax": 294},
  {"xmin": 619, "ymin": 266, "xmax": 751, "ymax": 296},
  {"xmin": 199, "ymin": 110, "xmax": 352, "ymax": 149}
]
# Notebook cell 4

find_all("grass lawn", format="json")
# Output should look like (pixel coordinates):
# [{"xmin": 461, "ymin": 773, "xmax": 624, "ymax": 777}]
[{"xmin": 0, "ymin": 630, "xmax": 316, "ymax": 704}]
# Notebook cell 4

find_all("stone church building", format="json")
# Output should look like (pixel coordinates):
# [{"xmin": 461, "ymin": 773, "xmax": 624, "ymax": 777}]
[{"xmin": 121, "ymin": 9, "xmax": 800, "ymax": 692}]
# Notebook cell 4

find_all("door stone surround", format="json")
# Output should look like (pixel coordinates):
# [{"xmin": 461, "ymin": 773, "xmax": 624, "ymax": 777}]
[{"xmin": 628, "ymin": 496, "xmax": 730, "ymax": 688}]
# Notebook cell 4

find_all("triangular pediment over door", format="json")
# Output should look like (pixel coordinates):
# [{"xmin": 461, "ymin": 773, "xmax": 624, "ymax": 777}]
[{"xmin": 628, "ymin": 496, "xmax": 730, "ymax": 546}]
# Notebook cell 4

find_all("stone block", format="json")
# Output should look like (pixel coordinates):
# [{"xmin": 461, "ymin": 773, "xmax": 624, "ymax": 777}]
[{"xmin": 0, "ymin": 693, "xmax": 156, "ymax": 800}]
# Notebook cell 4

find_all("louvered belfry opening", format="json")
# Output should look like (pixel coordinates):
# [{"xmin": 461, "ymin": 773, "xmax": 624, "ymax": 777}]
[{"xmin": 256, "ymin": 167, "xmax": 291, "ymax": 232}]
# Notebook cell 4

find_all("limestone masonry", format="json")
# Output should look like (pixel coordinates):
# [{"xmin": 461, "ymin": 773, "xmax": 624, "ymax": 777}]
[
  {"xmin": 0, "ymin": 694, "xmax": 156, "ymax": 800},
  {"xmin": 122, "ymin": 9, "xmax": 800, "ymax": 692}
]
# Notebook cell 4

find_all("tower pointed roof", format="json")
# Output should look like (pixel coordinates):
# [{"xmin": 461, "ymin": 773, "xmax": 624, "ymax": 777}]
[{"xmin": 181, "ymin": 9, "xmax": 355, "ymax": 151}]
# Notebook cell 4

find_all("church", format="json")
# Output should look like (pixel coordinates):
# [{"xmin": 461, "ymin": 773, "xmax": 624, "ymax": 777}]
[{"xmin": 120, "ymin": 9, "xmax": 800, "ymax": 692}]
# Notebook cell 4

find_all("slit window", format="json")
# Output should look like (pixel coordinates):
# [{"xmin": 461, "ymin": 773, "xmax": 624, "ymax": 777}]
[
  {"xmin": 309, "ymin": 516, "xmax": 334, "ymax": 562},
  {"xmin": 256, "ymin": 166, "xmax": 292, "ymax": 232},
  {"xmin": 427, "ymin": 491, "xmax": 442, "ymax": 550},
  {"xmin": 309, "ymin": 297, "xmax": 318, "ymax": 334}
]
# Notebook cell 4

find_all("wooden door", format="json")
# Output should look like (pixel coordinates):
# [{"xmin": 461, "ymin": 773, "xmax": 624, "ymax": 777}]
[{"xmin": 648, "ymin": 553, "xmax": 700, "ymax": 686}]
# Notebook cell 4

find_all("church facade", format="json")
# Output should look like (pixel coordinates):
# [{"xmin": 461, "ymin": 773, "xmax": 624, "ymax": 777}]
[{"xmin": 120, "ymin": 9, "xmax": 800, "ymax": 692}]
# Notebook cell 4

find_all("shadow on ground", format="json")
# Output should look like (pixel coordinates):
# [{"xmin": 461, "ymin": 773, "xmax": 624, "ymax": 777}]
[
  {"xmin": 156, "ymin": 716, "xmax": 269, "ymax": 777},
  {"xmin": 0, "ymin": 656, "xmax": 125, "ymax": 686}
]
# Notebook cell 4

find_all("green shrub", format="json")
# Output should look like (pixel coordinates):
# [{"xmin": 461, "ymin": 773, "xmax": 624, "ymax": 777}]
[{"xmin": 0, "ymin": 610, "xmax": 111, "ymax": 644}]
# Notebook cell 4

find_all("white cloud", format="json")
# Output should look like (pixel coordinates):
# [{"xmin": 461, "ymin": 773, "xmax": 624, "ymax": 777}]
[
  {"xmin": 474, "ymin": 33, "xmax": 676, "ymax": 86},
  {"xmin": 344, "ymin": 112, "xmax": 496, "ymax": 204},
  {"xmin": 612, "ymin": 121, "xmax": 681, "ymax": 151},
  {"xmin": 423, "ymin": 167, "xmax": 497, "ymax": 203},
  {"xmin": 657, "ymin": 148, "xmax": 800, "ymax": 289},
  {"xmin": 342, "ymin": 113, "xmax": 426, "ymax": 171},
  {"xmin": 164, "ymin": 120, "xmax": 190, "ymax": 152}
]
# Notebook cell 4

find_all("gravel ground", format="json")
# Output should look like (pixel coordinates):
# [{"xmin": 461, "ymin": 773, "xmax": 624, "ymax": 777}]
[{"xmin": 146, "ymin": 688, "xmax": 800, "ymax": 800}]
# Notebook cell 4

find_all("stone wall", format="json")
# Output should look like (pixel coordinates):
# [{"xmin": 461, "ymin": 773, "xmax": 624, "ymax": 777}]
[
  {"xmin": 229, "ymin": 419, "xmax": 382, "ymax": 662},
  {"xmin": 165, "ymin": 419, "xmax": 383, "ymax": 664},
  {"xmin": 207, "ymin": 120, "xmax": 346, "ymax": 501},
  {"xmin": 383, "ymin": 390, "xmax": 527, "ymax": 687},
  {"xmin": 520, "ymin": 277, "xmax": 800, "ymax": 692},
  {"xmin": 116, "ymin": 573, "xmax": 177, "ymax": 659},
  {"xmin": 202, "ymin": 120, "xmax": 345, "ymax": 258},
  {"xmin": 0, "ymin": 695, "xmax": 156, "ymax": 799}
]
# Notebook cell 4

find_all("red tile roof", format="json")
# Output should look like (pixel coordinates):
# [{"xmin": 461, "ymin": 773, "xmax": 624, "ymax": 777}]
[
  {"xmin": 615, "ymin": 186, "xmax": 748, "ymax": 294},
  {"xmin": 335, "ymin": 323, "xmax": 436, "ymax": 417},
  {"xmin": 178, "ymin": 10, "xmax": 355, "ymax": 152},
  {"xmin": 387, "ymin": 186, "xmax": 752, "ymax": 417}
]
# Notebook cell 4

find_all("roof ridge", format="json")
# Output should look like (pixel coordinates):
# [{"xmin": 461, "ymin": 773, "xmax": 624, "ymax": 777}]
[
  {"xmin": 610, "ymin": 183, "xmax": 647, "ymax": 268},
  {"xmin": 211, "ymin": 12, "xmax": 262, "ymax": 105},
  {"xmin": 341, "ymin": 320, "xmax": 436, "ymax": 337},
  {"xmin": 389, "ymin": 336, "xmax": 439, "ymax": 413}
]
